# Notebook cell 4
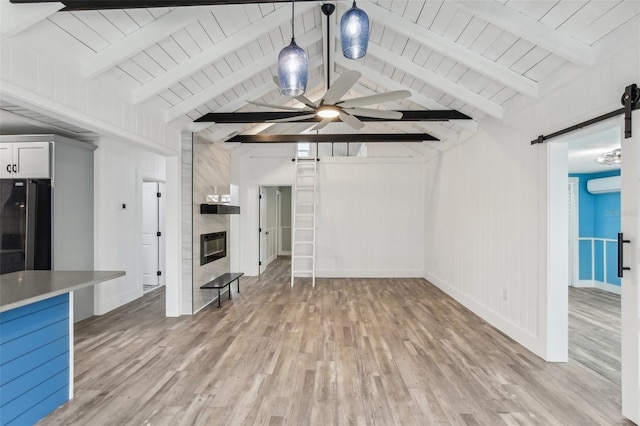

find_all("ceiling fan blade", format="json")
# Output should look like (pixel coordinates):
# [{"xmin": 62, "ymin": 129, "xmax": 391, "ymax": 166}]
[
  {"xmin": 268, "ymin": 114, "xmax": 318, "ymax": 123},
  {"xmin": 344, "ymin": 108, "xmax": 403, "ymax": 120},
  {"xmin": 339, "ymin": 111, "xmax": 365, "ymax": 130},
  {"xmin": 338, "ymin": 90, "xmax": 411, "ymax": 108},
  {"xmin": 247, "ymin": 100, "xmax": 307, "ymax": 111},
  {"xmin": 322, "ymin": 70, "xmax": 361, "ymax": 105},
  {"xmin": 295, "ymin": 95, "xmax": 317, "ymax": 109},
  {"xmin": 309, "ymin": 117, "xmax": 333, "ymax": 131}
]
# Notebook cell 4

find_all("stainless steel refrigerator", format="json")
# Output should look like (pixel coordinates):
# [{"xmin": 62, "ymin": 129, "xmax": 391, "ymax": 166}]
[{"xmin": 0, "ymin": 179, "xmax": 51, "ymax": 274}]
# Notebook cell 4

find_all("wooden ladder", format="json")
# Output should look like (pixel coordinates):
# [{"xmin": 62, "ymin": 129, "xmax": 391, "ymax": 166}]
[{"xmin": 291, "ymin": 144, "xmax": 317, "ymax": 287}]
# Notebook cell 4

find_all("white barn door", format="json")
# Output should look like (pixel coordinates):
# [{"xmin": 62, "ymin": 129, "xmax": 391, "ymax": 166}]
[{"xmin": 620, "ymin": 112, "xmax": 640, "ymax": 424}]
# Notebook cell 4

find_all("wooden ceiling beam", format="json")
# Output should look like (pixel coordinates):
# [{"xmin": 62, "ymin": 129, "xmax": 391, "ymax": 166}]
[
  {"xmin": 164, "ymin": 28, "xmax": 322, "ymax": 122},
  {"xmin": 0, "ymin": 1, "xmax": 63, "ymax": 36},
  {"xmin": 366, "ymin": 43, "xmax": 503, "ymax": 119},
  {"xmin": 226, "ymin": 133, "xmax": 440, "ymax": 143},
  {"xmin": 10, "ymin": 0, "xmax": 320, "ymax": 10},
  {"xmin": 455, "ymin": 1, "xmax": 595, "ymax": 68},
  {"xmin": 366, "ymin": 3, "xmax": 539, "ymax": 98},
  {"xmin": 132, "ymin": 2, "xmax": 315, "ymax": 104},
  {"xmin": 83, "ymin": 5, "xmax": 211, "ymax": 79},
  {"xmin": 334, "ymin": 55, "xmax": 479, "ymax": 132}
]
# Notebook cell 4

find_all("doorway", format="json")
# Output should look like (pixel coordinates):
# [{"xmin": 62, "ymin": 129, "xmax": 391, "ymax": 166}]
[
  {"xmin": 549, "ymin": 117, "xmax": 636, "ymax": 419},
  {"xmin": 563, "ymin": 122, "xmax": 623, "ymax": 394},
  {"xmin": 141, "ymin": 180, "xmax": 165, "ymax": 293},
  {"xmin": 259, "ymin": 185, "xmax": 292, "ymax": 274}
]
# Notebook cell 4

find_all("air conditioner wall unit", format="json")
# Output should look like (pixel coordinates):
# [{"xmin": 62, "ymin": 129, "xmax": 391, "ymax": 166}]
[{"xmin": 586, "ymin": 175, "xmax": 620, "ymax": 194}]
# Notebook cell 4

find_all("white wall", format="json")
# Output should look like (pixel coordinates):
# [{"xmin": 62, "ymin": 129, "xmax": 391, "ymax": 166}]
[
  {"xmin": 233, "ymin": 147, "xmax": 424, "ymax": 278},
  {"xmin": 423, "ymin": 47, "xmax": 639, "ymax": 360},
  {"xmin": 93, "ymin": 137, "xmax": 167, "ymax": 315},
  {"xmin": 316, "ymin": 157, "xmax": 424, "ymax": 277}
]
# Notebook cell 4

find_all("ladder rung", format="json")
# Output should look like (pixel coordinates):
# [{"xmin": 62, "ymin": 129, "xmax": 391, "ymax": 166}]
[
  {"xmin": 295, "ymin": 255, "xmax": 314, "ymax": 259},
  {"xmin": 294, "ymin": 241, "xmax": 313, "ymax": 245},
  {"xmin": 293, "ymin": 269, "xmax": 314, "ymax": 273},
  {"xmin": 296, "ymin": 227, "xmax": 314, "ymax": 230},
  {"xmin": 296, "ymin": 158, "xmax": 317, "ymax": 161},
  {"xmin": 296, "ymin": 202, "xmax": 314, "ymax": 206},
  {"xmin": 296, "ymin": 213, "xmax": 314, "ymax": 216}
]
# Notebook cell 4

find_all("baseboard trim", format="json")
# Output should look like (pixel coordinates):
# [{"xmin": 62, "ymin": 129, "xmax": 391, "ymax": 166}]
[
  {"xmin": 572, "ymin": 280, "xmax": 621, "ymax": 294},
  {"xmin": 594, "ymin": 281, "xmax": 622, "ymax": 294},
  {"xmin": 423, "ymin": 270, "xmax": 543, "ymax": 359},
  {"xmin": 573, "ymin": 280, "xmax": 596, "ymax": 288},
  {"xmin": 316, "ymin": 269, "xmax": 424, "ymax": 278},
  {"xmin": 95, "ymin": 286, "xmax": 139, "ymax": 316}
]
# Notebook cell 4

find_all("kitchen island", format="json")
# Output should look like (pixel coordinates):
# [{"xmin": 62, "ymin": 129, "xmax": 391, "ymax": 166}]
[{"xmin": 0, "ymin": 270, "xmax": 124, "ymax": 426}]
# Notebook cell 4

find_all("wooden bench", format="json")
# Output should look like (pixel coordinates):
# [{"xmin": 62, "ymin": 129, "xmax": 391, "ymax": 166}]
[{"xmin": 200, "ymin": 272, "xmax": 244, "ymax": 308}]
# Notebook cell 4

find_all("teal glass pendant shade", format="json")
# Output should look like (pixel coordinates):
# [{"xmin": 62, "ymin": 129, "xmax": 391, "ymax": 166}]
[
  {"xmin": 340, "ymin": 1, "xmax": 370, "ymax": 59},
  {"xmin": 278, "ymin": 38, "xmax": 308, "ymax": 97}
]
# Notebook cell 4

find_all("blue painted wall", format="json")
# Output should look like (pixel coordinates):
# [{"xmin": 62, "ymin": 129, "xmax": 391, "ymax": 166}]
[
  {"xmin": 570, "ymin": 170, "xmax": 621, "ymax": 286},
  {"xmin": 0, "ymin": 294, "xmax": 70, "ymax": 426}
]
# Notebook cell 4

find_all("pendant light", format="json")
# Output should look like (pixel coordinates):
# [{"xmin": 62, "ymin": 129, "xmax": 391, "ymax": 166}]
[
  {"xmin": 278, "ymin": 0, "xmax": 308, "ymax": 97},
  {"xmin": 340, "ymin": 1, "xmax": 370, "ymax": 60}
]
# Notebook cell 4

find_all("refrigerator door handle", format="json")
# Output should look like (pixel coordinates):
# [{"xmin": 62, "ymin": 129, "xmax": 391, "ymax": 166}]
[
  {"xmin": 25, "ymin": 181, "xmax": 37, "ymax": 269},
  {"xmin": 6, "ymin": 164, "xmax": 10, "ymax": 173},
  {"xmin": 12, "ymin": 164, "xmax": 17, "ymax": 173}
]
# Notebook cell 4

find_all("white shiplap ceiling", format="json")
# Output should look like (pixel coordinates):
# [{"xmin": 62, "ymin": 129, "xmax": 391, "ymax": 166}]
[{"xmin": 3, "ymin": 0, "xmax": 639, "ymax": 146}]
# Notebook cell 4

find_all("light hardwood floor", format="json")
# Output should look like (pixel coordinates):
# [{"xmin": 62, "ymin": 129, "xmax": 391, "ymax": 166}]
[{"xmin": 41, "ymin": 259, "xmax": 631, "ymax": 425}]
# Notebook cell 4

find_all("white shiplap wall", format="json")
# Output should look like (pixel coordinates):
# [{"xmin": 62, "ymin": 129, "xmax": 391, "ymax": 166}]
[
  {"xmin": 233, "ymin": 146, "xmax": 424, "ymax": 277},
  {"xmin": 316, "ymin": 157, "xmax": 424, "ymax": 277},
  {"xmin": 93, "ymin": 136, "xmax": 167, "ymax": 315},
  {"xmin": 423, "ymin": 44, "xmax": 639, "ymax": 360},
  {"xmin": 0, "ymin": 35, "xmax": 181, "ymax": 155}
]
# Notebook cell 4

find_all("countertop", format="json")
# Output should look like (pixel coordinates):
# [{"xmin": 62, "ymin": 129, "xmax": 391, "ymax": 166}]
[{"xmin": 0, "ymin": 270, "xmax": 125, "ymax": 313}]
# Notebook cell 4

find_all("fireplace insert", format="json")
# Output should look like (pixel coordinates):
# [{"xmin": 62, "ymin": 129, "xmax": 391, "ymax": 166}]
[{"xmin": 200, "ymin": 231, "xmax": 226, "ymax": 265}]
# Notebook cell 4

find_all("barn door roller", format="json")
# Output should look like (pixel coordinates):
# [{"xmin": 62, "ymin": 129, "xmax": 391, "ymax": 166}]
[{"xmin": 531, "ymin": 83, "xmax": 639, "ymax": 145}]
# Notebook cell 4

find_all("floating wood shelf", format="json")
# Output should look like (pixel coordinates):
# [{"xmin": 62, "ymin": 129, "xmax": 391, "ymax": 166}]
[{"xmin": 200, "ymin": 204, "xmax": 240, "ymax": 214}]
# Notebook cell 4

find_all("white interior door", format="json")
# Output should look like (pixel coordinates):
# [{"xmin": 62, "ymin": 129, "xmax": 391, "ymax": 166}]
[
  {"xmin": 142, "ymin": 182, "xmax": 159, "ymax": 286},
  {"xmin": 620, "ymin": 113, "xmax": 640, "ymax": 423},
  {"xmin": 259, "ymin": 186, "xmax": 267, "ymax": 274}
]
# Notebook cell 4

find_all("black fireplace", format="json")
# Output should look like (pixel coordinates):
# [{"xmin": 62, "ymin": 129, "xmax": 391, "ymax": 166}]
[{"xmin": 200, "ymin": 231, "xmax": 226, "ymax": 265}]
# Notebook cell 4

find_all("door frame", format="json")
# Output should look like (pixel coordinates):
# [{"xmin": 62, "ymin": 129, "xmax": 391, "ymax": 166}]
[
  {"xmin": 137, "ymin": 174, "xmax": 166, "ymax": 294},
  {"xmin": 568, "ymin": 177, "xmax": 580, "ymax": 287},
  {"xmin": 259, "ymin": 186, "xmax": 267, "ymax": 274}
]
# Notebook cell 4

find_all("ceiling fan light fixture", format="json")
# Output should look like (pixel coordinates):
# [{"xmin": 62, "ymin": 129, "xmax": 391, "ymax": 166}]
[
  {"xmin": 596, "ymin": 148, "xmax": 621, "ymax": 165},
  {"xmin": 277, "ymin": 0, "xmax": 308, "ymax": 97},
  {"xmin": 317, "ymin": 105, "xmax": 340, "ymax": 118},
  {"xmin": 340, "ymin": 1, "xmax": 370, "ymax": 60}
]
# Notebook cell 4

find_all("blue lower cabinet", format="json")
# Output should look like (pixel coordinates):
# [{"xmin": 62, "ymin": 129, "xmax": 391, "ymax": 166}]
[{"xmin": 0, "ymin": 294, "xmax": 70, "ymax": 426}]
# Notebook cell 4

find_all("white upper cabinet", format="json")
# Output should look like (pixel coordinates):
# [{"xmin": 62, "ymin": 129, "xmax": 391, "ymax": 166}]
[{"xmin": 0, "ymin": 142, "xmax": 51, "ymax": 178}]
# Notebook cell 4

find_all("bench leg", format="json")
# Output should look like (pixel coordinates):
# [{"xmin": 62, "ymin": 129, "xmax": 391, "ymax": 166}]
[
  {"xmin": 217, "ymin": 290, "xmax": 221, "ymax": 308},
  {"xmin": 228, "ymin": 283, "xmax": 232, "ymax": 300},
  {"xmin": 237, "ymin": 278, "xmax": 240, "ymax": 293}
]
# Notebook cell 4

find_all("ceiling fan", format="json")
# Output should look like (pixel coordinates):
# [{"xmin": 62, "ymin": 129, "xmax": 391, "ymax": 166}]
[
  {"xmin": 245, "ymin": 3, "xmax": 411, "ymax": 131},
  {"xmin": 248, "ymin": 72, "xmax": 410, "ymax": 131}
]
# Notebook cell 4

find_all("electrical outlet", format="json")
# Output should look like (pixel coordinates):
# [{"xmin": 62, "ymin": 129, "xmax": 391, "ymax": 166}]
[{"xmin": 502, "ymin": 289, "xmax": 509, "ymax": 301}]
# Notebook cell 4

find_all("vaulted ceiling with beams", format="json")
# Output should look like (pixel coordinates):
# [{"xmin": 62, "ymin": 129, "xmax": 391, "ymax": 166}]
[{"xmin": 4, "ymin": 0, "xmax": 640, "ymax": 147}]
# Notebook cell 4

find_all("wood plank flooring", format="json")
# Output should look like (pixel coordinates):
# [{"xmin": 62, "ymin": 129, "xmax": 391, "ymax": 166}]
[{"xmin": 40, "ymin": 259, "xmax": 631, "ymax": 425}]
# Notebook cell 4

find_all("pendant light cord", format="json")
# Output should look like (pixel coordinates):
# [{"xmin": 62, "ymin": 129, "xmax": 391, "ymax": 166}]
[{"xmin": 291, "ymin": 0, "xmax": 296, "ymax": 42}]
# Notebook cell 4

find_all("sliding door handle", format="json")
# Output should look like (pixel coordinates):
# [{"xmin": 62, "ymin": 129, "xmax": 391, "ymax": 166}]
[{"xmin": 617, "ymin": 232, "xmax": 631, "ymax": 278}]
